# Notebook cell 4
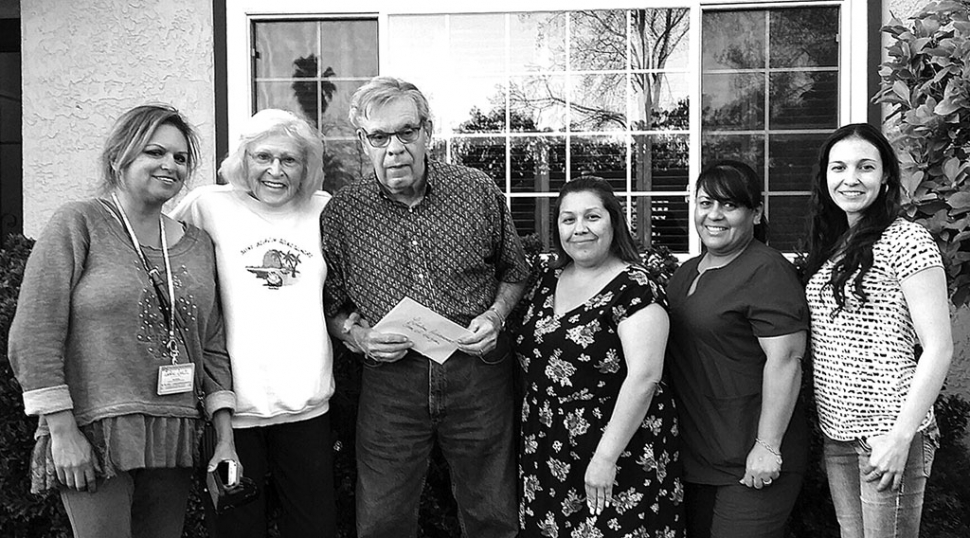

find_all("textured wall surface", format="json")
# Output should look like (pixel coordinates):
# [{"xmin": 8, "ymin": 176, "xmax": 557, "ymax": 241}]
[
  {"xmin": 887, "ymin": 0, "xmax": 929, "ymax": 20},
  {"xmin": 21, "ymin": 0, "xmax": 215, "ymax": 237},
  {"xmin": 946, "ymin": 307, "xmax": 970, "ymax": 398}
]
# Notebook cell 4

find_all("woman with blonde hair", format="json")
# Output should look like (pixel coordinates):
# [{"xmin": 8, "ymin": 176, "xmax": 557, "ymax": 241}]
[
  {"xmin": 9, "ymin": 104, "xmax": 237, "ymax": 538},
  {"xmin": 172, "ymin": 108, "xmax": 335, "ymax": 537}
]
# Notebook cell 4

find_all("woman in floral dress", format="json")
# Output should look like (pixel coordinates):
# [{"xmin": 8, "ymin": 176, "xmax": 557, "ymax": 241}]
[{"xmin": 515, "ymin": 176, "xmax": 685, "ymax": 538}]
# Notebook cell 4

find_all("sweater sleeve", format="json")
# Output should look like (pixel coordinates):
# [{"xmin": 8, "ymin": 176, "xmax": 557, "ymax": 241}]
[
  {"xmin": 8, "ymin": 203, "xmax": 91, "ymax": 416},
  {"xmin": 191, "ymin": 229, "xmax": 235, "ymax": 418},
  {"xmin": 200, "ymin": 288, "xmax": 235, "ymax": 418}
]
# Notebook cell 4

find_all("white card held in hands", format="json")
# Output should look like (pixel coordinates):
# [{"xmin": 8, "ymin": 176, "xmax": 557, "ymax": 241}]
[{"xmin": 373, "ymin": 297, "xmax": 472, "ymax": 363}]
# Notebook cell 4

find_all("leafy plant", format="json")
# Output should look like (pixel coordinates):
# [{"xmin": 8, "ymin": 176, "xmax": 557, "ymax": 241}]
[
  {"xmin": 874, "ymin": 0, "xmax": 970, "ymax": 306},
  {"xmin": 0, "ymin": 234, "xmax": 70, "ymax": 538}
]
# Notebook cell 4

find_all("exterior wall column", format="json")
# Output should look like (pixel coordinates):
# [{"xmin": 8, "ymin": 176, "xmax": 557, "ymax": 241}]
[{"xmin": 21, "ymin": 0, "xmax": 216, "ymax": 237}]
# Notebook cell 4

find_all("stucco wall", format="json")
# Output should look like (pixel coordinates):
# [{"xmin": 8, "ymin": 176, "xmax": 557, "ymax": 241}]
[
  {"xmin": 887, "ymin": 0, "xmax": 930, "ymax": 20},
  {"xmin": 948, "ymin": 307, "xmax": 970, "ymax": 397},
  {"xmin": 21, "ymin": 0, "xmax": 215, "ymax": 238}
]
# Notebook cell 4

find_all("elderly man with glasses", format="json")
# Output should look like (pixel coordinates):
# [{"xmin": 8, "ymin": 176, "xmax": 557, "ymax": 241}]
[{"xmin": 321, "ymin": 76, "xmax": 528, "ymax": 538}]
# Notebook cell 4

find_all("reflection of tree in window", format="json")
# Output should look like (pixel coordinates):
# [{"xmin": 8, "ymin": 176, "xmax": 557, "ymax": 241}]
[
  {"xmin": 291, "ymin": 56, "xmax": 336, "ymax": 127},
  {"xmin": 493, "ymin": 10, "xmax": 692, "ymax": 249},
  {"xmin": 510, "ymin": 10, "xmax": 689, "ymax": 132},
  {"xmin": 453, "ymin": 107, "xmax": 564, "ymax": 244},
  {"xmin": 702, "ymin": 9, "xmax": 839, "ymax": 133},
  {"xmin": 700, "ymin": 7, "xmax": 839, "ymax": 251},
  {"xmin": 290, "ymin": 55, "xmax": 357, "ymax": 193}
]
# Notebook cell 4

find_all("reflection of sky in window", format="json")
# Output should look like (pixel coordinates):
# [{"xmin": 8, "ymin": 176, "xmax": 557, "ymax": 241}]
[
  {"xmin": 631, "ymin": 73, "xmax": 689, "ymax": 127},
  {"xmin": 510, "ymin": 13, "xmax": 565, "ymax": 73},
  {"xmin": 386, "ymin": 15, "xmax": 447, "ymax": 80},
  {"xmin": 450, "ymin": 14, "xmax": 505, "ymax": 74},
  {"xmin": 444, "ymin": 77, "xmax": 506, "ymax": 132},
  {"xmin": 701, "ymin": 74, "xmax": 752, "ymax": 114},
  {"xmin": 388, "ymin": 12, "xmax": 689, "ymax": 135},
  {"xmin": 658, "ymin": 40, "xmax": 689, "ymax": 70}
]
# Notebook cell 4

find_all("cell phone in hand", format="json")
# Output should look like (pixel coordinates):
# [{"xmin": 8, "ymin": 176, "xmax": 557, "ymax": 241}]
[{"xmin": 217, "ymin": 460, "xmax": 238, "ymax": 486}]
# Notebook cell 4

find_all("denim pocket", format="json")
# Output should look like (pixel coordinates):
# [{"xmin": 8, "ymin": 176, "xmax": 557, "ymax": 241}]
[
  {"xmin": 479, "ymin": 346, "xmax": 510, "ymax": 365},
  {"xmin": 479, "ymin": 331, "xmax": 511, "ymax": 365}
]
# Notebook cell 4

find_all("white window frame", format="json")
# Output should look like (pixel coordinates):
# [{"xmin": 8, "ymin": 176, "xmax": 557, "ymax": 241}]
[{"xmin": 225, "ymin": 0, "xmax": 870, "ymax": 257}]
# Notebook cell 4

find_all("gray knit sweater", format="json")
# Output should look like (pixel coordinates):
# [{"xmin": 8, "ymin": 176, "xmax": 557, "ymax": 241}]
[{"xmin": 9, "ymin": 199, "xmax": 234, "ymax": 430}]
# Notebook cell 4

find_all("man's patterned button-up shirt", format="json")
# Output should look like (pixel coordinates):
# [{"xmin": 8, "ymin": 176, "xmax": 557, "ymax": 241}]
[{"xmin": 321, "ymin": 159, "xmax": 529, "ymax": 327}]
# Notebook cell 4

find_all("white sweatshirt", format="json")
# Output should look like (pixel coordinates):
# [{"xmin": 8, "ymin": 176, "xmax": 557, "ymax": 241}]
[{"xmin": 172, "ymin": 185, "xmax": 334, "ymax": 428}]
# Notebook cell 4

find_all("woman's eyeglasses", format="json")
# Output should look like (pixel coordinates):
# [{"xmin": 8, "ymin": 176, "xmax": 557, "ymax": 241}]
[{"xmin": 248, "ymin": 151, "xmax": 302, "ymax": 169}]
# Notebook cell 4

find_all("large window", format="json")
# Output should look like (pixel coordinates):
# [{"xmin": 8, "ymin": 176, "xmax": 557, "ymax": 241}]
[
  {"xmin": 701, "ymin": 6, "xmax": 840, "ymax": 251},
  {"xmin": 252, "ymin": 17, "xmax": 378, "ymax": 192},
  {"xmin": 385, "ymin": 10, "xmax": 691, "ymax": 251},
  {"xmin": 229, "ymin": 1, "xmax": 865, "ymax": 256}
]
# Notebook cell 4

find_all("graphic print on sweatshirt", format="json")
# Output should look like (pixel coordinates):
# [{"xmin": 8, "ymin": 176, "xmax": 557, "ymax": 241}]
[{"xmin": 241, "ymin": 238, "xmax": 313, "ymax": 289}]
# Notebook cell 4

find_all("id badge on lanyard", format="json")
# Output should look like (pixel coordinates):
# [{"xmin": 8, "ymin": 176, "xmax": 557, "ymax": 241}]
[{"xmin": 111, "ymin": 193, "xmax": 196, "ymax": 396}]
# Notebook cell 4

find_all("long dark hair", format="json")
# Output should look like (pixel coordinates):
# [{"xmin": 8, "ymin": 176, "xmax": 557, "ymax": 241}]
[
  {"xmin": 803, "ymin": 123, "xmax": 902, "ymax": 309},
  {"xmin": 550, "ymin": 176, "xmax": 640, "ymax": 268},
  {"xmin": 696, "ymin": 160, "xmax": 768, "ymax": 242}
]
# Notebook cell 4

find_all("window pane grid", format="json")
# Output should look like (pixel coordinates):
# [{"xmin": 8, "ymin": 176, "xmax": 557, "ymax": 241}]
[
  {"xmin": 701, "ymin": 5, "xmax": 839, "ymax": 251},
  {"xmin": 389, "ymin": 8, "xmax": 691, "ymax": 251},
  {"xmin": 252, "ymin": 17, "xmax": 379, "ymax": 193},
  {"xmin": 247, "ymin": 5, "xmax": 843, "ymax": 255}
]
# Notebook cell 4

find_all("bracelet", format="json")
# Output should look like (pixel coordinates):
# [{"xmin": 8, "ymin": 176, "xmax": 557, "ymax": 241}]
[
  {"xmin": 755, "ymin": 437, "xmax": 783, "ymax": 465},
  {"xmin": 486, "ymin": 306, "xmax": 506, "ymax": 330}
]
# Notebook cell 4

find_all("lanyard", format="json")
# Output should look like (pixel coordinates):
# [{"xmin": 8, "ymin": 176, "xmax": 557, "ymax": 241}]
[{"xmin": 111, "ymin": 193, "xmax": 181, "ymax": 364}]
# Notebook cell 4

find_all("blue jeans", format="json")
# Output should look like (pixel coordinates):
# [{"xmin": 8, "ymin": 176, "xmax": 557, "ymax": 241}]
[
  {"xmin": 823, "ymin": 431, "xmax": 937, "ymax": 538},
  {"xmin": 356, "ymin": 349, "xmax": 518, "ymax": 538},
  {"xmin": 60, "ymin": 467, "xmax": 193, "ymax": 538}
]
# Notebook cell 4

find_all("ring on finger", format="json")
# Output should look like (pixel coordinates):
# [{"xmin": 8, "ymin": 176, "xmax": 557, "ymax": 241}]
[{"xmin": 764, "ymin": 478, "xmax": 773, "ymax": 485}]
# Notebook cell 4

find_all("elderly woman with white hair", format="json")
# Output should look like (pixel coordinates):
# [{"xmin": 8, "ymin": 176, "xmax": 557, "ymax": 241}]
[{"xmin": 172, "ymin": 108, "xmax": 335, "ymax": 537}]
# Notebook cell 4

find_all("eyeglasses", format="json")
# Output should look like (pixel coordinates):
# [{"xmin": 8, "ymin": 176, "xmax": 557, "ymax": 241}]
[
  {"xmin": 248, "ymin": 151, "xmax": 303, "ymax": 170},
  {"xmin": 358, "ymin": 121, "xmax": 426, "ymax": 148}
]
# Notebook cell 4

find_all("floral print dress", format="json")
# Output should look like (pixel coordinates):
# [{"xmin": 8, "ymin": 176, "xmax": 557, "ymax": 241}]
[{"xmin": 515, "ymin": 264, "xmax": 685, "ymax": 538}]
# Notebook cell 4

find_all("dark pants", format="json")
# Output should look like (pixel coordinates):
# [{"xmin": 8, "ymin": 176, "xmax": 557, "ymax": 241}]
[
  {"xmin": 356, "ymin": 350, "xmax": 518, "ymax": 538},
  {"xmin": 685, "ymin": 471, "xmax": 803, "ymax": 538},
  {"xmin": 208, "ymin": 412, "xmax": 336, "ymax": 538}
]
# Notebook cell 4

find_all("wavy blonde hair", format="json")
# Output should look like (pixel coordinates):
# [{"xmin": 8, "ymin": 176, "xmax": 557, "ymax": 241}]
[{"xmin": 219, "ymin": 109, "xmax": 325, "ymax": 201}]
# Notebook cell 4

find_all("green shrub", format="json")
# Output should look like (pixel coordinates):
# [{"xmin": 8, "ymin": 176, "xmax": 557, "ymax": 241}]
[
  {"xmin": 0, "ymin": 234, "xmax": 70, "ymax": 538},
  {"xmin": 874, "ymin": 0, "xmax": 970, "ymax": 306},
  {"xmin": 921, "ymin": 393, "xmax": 970, "ymax": 537}
]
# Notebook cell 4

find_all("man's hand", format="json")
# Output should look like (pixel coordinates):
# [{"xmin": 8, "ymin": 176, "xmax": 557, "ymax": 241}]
[
  {"xmin": 350, "ymin": 324, "xmax": 413, "ymax": 363},
  {"xmin": 457, "ymin": 309, "xmax": 503, "ymax": 357}
]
